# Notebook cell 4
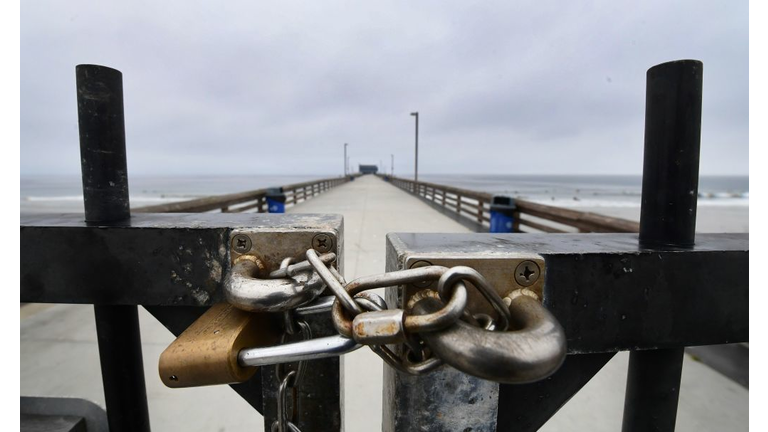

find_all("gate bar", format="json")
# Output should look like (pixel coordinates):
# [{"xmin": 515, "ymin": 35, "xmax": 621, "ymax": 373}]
[
  {"xmin": 622, "ymin": 59, "xmax": 704, "ymax": 432},
  {"xmin": 76, "ymin": 64, "xmax": 151, "ymax": 432}
]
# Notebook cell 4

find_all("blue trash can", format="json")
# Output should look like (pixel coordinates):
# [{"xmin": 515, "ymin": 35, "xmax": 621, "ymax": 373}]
[
  {"xmin": 266, "ymin": 187, "xmax": 286, "ymax": 213},
  {"xmin": 490, "ymin": 195, "xmax": 516, "ymax": 233}
]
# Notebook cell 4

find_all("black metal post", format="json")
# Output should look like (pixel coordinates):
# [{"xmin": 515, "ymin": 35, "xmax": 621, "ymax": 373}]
[
  {"xmin": 622, "ymin": 59, "xmax": 703, "ymax": 432},
  {"xmin": 77, "ymin": 64, "xmax": 151, "ymax": 432},
  {"xmin": 638, "ymin": 60, "xmax": 704, "ymax": 248}
]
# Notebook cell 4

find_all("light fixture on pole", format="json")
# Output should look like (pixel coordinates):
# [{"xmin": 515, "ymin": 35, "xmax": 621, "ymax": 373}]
[
  {"xmin": 391, "ymin": 154, "xmax": 394, "ymax": 176},
  {"xmin": 410, "ymin": 112, "xmax": 419, "ymax": 182},
  {"xmin": 344, "ymin": 143, "xmax": 348, "ymax": 176}
]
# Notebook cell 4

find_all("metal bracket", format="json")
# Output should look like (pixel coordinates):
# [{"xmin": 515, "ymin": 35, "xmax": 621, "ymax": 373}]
[
  {"xmin": 403, "ymin": 254, "xmax": 545, "ymax": 319},
  {"xmin": 229, "ymin": 228, "xmax": 341, "ymax": 273}
]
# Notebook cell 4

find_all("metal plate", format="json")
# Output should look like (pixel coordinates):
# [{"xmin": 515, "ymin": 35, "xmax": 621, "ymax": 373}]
[
  {"xmin": 229, "ymin": 229, "xmax": 341, "ymax": 274},
  {"xmin": 403, "ymin": 254, "xmax": 545, "ymax": 320}
]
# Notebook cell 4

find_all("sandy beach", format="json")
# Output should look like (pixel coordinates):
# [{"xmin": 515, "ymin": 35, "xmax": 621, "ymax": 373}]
[{"xmin": 584, "ymin": 205, "xmax": 749, "ymax": 233}]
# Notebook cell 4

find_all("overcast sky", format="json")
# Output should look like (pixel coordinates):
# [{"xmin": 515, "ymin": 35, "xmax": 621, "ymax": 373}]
[{"xmin": 21, "ymin": 1, "xmax": 748, "ymax": 177}]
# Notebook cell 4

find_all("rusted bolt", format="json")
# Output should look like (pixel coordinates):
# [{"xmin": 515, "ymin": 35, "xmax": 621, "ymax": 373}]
[
  {"xmin": 409, "ymin": 260, "xmax": 434, "ymax": 288},
  {"xmin": 231, "ymin": 234, "xmax": 252, "ymax": 254},
  {"xmin": 514, "ymin": 260, "xmax": 540, "ymax": 287},
  {"xmin": 312, "ymin": 233, "xmax": 333, "ymax": 253}
]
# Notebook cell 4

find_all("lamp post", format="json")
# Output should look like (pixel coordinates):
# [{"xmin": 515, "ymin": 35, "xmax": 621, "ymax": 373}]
[
  {"xmin": 410, "ymin": 112, "xmax": 419, "ymax": 182},
  {"xmin": 391, "ymin": 154, "xmax": 394, "ymax": 176},
  {"xmin": 344, "ymin": 143, "xmax": 348, "ymax": 176}
]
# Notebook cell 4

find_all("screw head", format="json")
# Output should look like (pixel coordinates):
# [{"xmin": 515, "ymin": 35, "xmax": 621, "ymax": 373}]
[
  {"xmin": 514, "ymin": 260, "xmax": 540, "ymax": 287},
  {"xmin": 232, "ymin": 234, "xmax": 252, "ymax": 254},
  {"xmin": 312, "ymin": 233, "xmax": 333, "ymax": 253},
  {"xmin": 409, "ymin": 260, "xmax": 434, "ymax": 288}
]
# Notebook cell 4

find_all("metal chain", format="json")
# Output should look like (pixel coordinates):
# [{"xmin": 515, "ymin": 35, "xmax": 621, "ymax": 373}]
[
  {"xmin": 271, "ymin": 369, "xmax": 301, "ymax": 432},
  {"xmin": 302, "ymin": 249, "xmax": 506, "ymax": 375},
  {"xmin": 270, "ymin": 319, "xmax": 311, "ymax": 432},
  {"xmin": 251, "ymin": 248, "xmax": 512, "ymax": 431},
  {"xmin": 234, "ymin": 247, "xmax": 564, "ymax": 390},
  {"xmin": 246, "ymin": 249, "xmax": 507, "ymax": 382},
  {"xmin": 270, "ymin": 256, "xmax": 312, "ymax": 432}
]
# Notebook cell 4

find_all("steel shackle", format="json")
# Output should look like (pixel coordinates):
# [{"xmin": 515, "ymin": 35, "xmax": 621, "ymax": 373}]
[
  {"xmin": 411, "ymin": 291, "xmax": 566, "ymax": 384},
  {"xmin": 224, "ymin": 253, "xmax": 336, "ymax": 312},
  {"xmin": 238, "ymin": 334, "xmax": 361, "ymax": 367}
]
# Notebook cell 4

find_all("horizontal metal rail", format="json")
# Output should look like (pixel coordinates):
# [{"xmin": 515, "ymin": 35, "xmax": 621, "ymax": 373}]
[
  {"xmin": 134, "ymin": 175, "xmax": 359, "ymax": 214},
  {"xmin": 383, "ymin": 175, "xmax": 639, "ymax": 233}
]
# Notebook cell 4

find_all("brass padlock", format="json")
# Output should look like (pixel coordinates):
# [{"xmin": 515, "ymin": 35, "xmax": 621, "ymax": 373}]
[{"xmin": 159, "ymin": 303, "xmax": 279, "ymax": 388}]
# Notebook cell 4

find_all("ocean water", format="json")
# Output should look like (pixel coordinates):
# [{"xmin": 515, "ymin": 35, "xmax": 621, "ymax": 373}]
[
  {"xmin": 421, "ymin": 174, "xmax": 749, "ymax": 209},
  {"xmin": 19, "ymin": 174, "xmax": 748, "ymax": 214},
  {"xmin": 19, "ymin": 175, "xmax": 323, "ymax": 213}
]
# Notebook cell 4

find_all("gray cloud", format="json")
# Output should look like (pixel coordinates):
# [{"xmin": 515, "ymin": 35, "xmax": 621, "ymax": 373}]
[{"xmin": 21, "ymin": 1, "xmax": 748, "ymax": 177}]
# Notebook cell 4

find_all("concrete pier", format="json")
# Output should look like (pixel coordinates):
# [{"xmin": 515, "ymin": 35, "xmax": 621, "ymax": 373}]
[{"xmin": 20, "ymin": 175, "xmax": 747, "ymax": 431}]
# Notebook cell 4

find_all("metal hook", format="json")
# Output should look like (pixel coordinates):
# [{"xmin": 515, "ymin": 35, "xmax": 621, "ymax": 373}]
[{"xmin": 410, "ymin": 291, "xmax": 566, "ymax": 384}]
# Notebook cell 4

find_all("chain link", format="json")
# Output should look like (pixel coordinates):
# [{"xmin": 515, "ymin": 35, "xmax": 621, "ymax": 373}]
[
  {"xmin": 271, "ymin": 298, "xmax": 312, "ymax": 432},
  {"xmin": 302, "ymin": 249, "xmax": 505, "ymax": 376},
  {"xmin": 253, "ymin": 248, "xmax": 507, "ymax": 384},
  {"xmin": 271, "ymin": 370, "xmax": 301, "ymax": 432},
  {"xmin": 234, "ymin": 247, "xmax": 554, "ymax": 428},
  {"xmin": 242, "ymin": 247, "xmax": 564, "ymax": 393}
]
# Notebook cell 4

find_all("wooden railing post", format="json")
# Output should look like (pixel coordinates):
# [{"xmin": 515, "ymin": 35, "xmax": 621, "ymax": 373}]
[
  {"xmin": 477, "ymin": 200, "xmax": 483, "ymax": 224},
  {"xmin": 512, "ymin": 210, "xmax": 521, "ymax": 232}
]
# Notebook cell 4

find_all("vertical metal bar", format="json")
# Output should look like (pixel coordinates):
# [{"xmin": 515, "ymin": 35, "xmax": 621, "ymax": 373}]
[
  {"xmin": 638, "ymin": 60, "xmax": 703, "ymax": 249},
  {"xmin": 383, "ymin": 256, "xmax": 499, "ymax": 432},
  {"xmin": 623, "ymin": 349, "xmax": 685, "ymax": 432},
  {"xmin": 77, "ymin": 65, "xmax": 131, "ymax": 224},
  {"xmin": 622, "ymin": 59, "xmax": 703, "ymax": 432},
  {"xmin": 76, "ymin": 64, "xmax": 151, "ymax": 432},
  {"xmin": 93, "ymin": 306, "xmax": 152, "ymax": 432}
]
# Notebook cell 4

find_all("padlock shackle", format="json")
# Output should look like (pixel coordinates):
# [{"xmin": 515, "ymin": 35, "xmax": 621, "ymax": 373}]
[
  {"xmin": 238, "ymin": 335, "xmax": 361, "ymax": 367},
  {"xmin": 411, "ymin": 294, "xmax": 566, "ymax": 384}
]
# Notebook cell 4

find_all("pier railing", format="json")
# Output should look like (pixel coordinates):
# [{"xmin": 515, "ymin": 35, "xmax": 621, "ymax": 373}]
[
  {"xmin": 135, "ymin": 175, "xmax": 357, "ymax": 213},
  {"xmin": 384, "ymin": 175, "xmax": 639, "ymax": 233}
]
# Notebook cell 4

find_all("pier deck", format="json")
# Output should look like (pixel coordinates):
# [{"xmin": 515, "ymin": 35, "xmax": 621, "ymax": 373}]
[{"xmin": 20, "ymin": 175, "xmax": 747, "ymax": 431}]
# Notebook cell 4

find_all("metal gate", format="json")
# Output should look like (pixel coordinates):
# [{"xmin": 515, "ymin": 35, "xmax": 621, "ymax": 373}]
[{"xmin": 20, "ymin": 60, "xmax": 748, "ymax": 431}]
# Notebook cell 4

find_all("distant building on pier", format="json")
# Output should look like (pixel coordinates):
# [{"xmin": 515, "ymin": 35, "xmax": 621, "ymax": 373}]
[{"xmin": 359, "ymin": 164, "xmax": 378, "ymax": 174}]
